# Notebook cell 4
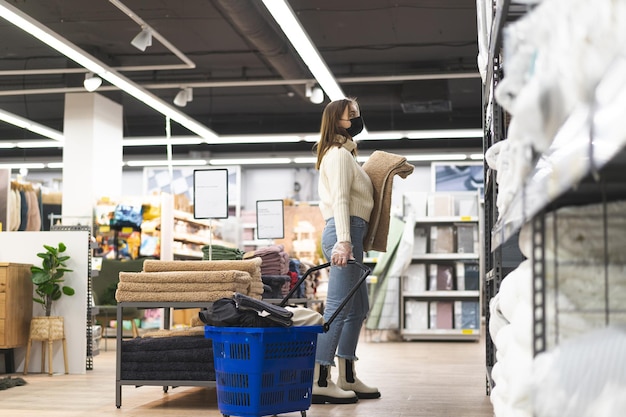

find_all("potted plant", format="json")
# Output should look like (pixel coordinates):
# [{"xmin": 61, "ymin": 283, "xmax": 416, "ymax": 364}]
[
  {"xmin": 24, "ymin": 243, "xmax": 74, "ymax": 375},
  {"xmin": 30, "ymin": 242, "xmax": 75, "ymax": 317}
]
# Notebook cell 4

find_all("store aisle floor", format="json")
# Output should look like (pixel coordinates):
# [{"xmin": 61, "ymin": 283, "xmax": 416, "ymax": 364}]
[{"xmin": 1, "ymin": 331, "xmax": 494, "ymax": 417}]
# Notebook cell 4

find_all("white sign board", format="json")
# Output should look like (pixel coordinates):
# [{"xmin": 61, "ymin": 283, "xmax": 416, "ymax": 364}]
[
  {"xmin": 256, "ymin": 199, "xmax": 284, "ymax": 239},
  {"xmin": 193, "ymin": 169, "xmax": 229, "ymax": 219}
]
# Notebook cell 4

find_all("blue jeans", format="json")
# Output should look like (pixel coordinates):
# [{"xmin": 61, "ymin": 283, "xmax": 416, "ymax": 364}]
[{"xmin": 315, "ymin": 216, "xmax": 369, "ymax": 366}]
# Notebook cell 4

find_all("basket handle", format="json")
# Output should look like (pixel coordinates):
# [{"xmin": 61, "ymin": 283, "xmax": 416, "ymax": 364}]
[{"xmin": 279, "ymin": 260, "xmax": 372, "ymax": 332}]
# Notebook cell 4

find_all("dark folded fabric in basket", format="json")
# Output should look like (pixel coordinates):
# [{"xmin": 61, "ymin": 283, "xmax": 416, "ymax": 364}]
[
  {"xmin": 234, "ymin": 292, "xmax": 293, "ymax": 327},
  {"xmin": 198, "ymin": 298, "xmax": 286, "ymax": 328}
]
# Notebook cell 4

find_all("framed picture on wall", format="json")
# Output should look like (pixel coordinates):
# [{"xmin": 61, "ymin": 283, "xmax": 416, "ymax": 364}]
[{"xmin": 431, "ymin": 162, "xmax": 484, "ymax": 196}]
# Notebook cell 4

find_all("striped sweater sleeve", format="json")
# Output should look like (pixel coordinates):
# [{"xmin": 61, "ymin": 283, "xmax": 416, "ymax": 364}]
[{"xmin": 323, "ymin": 147, "xmax": 354, "ymax": 243}]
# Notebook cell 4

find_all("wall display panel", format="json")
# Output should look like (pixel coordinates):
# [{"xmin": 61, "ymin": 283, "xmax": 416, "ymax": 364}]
[{"xmin": 432, "ymin": 162, "xmax": 484, "ymax": 197}]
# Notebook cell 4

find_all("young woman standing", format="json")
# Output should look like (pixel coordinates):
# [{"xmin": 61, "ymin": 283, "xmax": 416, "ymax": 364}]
[{"xmin": 312, "ymin": 97, "xmax": 381, "ymax": 404}]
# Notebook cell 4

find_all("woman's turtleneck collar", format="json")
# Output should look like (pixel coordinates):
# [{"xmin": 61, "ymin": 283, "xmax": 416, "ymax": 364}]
[{"xmin": 335, "ymin": 134, "xmax": 356, "ymax": 152}]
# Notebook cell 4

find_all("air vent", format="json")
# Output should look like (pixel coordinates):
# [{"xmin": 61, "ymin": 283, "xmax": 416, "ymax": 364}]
[
  {"xmin": 401, "ymin": 99, "xmax": 452, "ymax": 113},
  {"xmin": 400, "ymin": 80, "xmax": 451, "ymax": 113}
]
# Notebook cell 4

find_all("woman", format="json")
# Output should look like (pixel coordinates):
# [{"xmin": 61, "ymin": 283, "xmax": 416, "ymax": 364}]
[{"xmin": 312, "ymin": 98, "xmax": 381, "ymax": 404}]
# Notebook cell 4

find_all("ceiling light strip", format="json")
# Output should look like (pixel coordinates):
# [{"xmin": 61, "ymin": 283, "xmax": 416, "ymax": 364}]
[
  {"xmin": 0, "ymin": 108, "xmax": 64, "ymax": 141},
  {"xmin": 261, "ymin": 0, "xmax": 344, "ymax": 101},
  {"xmin": 0, "ymin": 72, "xmax": 478, "ymax": 96},
  {"xmin": 125, "ymin": 159, "xmax": 207, "ymax": 167},
  {"xmin": 8, "ymin": 128, "xmax": 482, "ymax": 149},
  {"xmin": 4, "ymin": 152, "xmax": 479, "ymax": 170},
  {"xmin": 0, "ymin": 0, "xmax": 217, "ymax": 141}
]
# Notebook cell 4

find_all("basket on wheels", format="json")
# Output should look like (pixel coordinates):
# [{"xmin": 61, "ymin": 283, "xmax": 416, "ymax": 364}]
[{"xmin": 205, "ymin": 325, "xmax": 323, "ymax": 417}]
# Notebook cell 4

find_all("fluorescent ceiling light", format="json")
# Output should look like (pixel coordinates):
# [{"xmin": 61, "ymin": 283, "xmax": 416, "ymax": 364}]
[
  {"xmin": 125, "ymin": 159, "xmax": 207, "ymax": 167},
  {"xmin": 7, "ymin": 128, "xmax": 483, "ymax": 150},
  {"xmin": 469, "ymin": 153, "xmax": 484, "ymax": 160},
  {"xmin": 0, "ymin": 1, "xmax": 218, "ymax": 141},
  {"xmin": 261, "ymin": 0, "xmax": 344, "ymax": 101},
  {"xmin": 209, "ymin": 158, "xmax": 292, "ymax": 165},
  {"xmin": 406, "ymin": 129, "xmax": 483, "ymax": 139},
  {"xmin": 0, "ymin": 108, "xmax": 64, "ymax": 141},
  {"xmin": 122, "ymin": 136, "xmax": 203, "ymax": 146},
  {"xmin": 218, "ymin": 135, "xmax": 303, "ymax": 144},
  {"xmin": 0, "ymin": 139, "xmax": 62, "ymax": 149},
  {"xmin": 47, "ymin": 162, "xmax": 64, "ymax": 169},
  {"xmin": 16, "ymin": 140, "xmax": 64, "ymax": 148},
  {"xmin": 0, "ymin": 162, "xmax": 46, "ymax": 169},
  {"xmin": 405, "ymin": 154, "xmax": 467, "ymax": 161},
  {"xmin": 358, "ymin": 131, "xmax": 406, "ymax": 141},
  {"xmin": 293, "ymin": 157, "xmax": 317, "ymax": 164}
]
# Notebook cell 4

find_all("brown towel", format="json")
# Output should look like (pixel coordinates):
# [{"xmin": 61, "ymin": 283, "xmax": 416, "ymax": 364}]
[
  {"xmin": 115, "ymin": 290, "xmax": 235, "ymax": 302},
  {"xmin": 142, "ymin": 258, "xmax": 262, "ymax": 280},
  {"xmin": 119, "ymin": 270, "xmax": 251, "ymax": 284},
  {"xmin": 117, "ymin": 282, "xmax": 248, "ymax": 293},
  {"xmin": 142, "ymin": 326, "xmax": 206, "ymax": 338},
  {"xmin": 362, "ymin": 151, "xmax": 414, "ymax": 252}
]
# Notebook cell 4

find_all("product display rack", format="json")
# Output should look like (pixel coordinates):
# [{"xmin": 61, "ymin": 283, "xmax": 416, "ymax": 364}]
[
  {"xmin": 400, "ymin": 197, "xmax": 482, "ymax": 341},
  {"xmin": 481, "ymin": 0, "xmax": 626, "ymax": 412},
  {"xmin": 171, "ymin": 210, "xmax": 224, "ymax": 259},
  {"xmin": 481, "ymin": 0, "xmax": 529, "ymax": 395},
  {"xmin": 50, "ymin": 224, "xmax": 98, "ymax": 370}
]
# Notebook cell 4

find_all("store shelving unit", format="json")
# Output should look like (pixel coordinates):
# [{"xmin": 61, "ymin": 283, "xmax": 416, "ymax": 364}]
[
  {"xmin": 170, "ymin": 210, "xmax": 225, "ymax": 259},
  {"xmin": 241, "ymin": 222, "xmax": 274, "ymax": 251},
  {"xmin": 481, "ymin": 0, "xmax": 626, "ymax": 411},
  {"xmin": 50, "ymin": 224, "xmax": 98, "ymax": 369},
  {"xmin": 480, "ymin": 0, "xmax": 528, "ymax": 395},
  {"xmin": 400, "ymin": 192, "xmax": 482, "ymax": 341}
]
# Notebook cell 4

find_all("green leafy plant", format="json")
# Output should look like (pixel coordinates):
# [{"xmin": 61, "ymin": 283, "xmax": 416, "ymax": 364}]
[{"xmin": 30, "ymin": 243, "xmax": 75, "ymax": 316}]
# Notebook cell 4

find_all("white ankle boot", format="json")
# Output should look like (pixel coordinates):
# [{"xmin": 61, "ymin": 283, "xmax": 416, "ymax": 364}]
[
  {"xmin": 336, "ymin": 357, "xmax": 381, "ymax": 399},
  {"xmin": 312, "ymin": 363, "xmax": 358, "ymax": 404}
]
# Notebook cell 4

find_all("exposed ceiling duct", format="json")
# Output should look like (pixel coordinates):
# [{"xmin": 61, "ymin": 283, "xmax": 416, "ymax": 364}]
[{"xmin": 211, "ymin": 0, "xmax": 311, "ymax": 100}]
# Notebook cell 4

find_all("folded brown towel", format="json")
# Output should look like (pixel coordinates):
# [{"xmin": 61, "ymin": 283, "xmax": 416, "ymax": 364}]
[
  {"xmin": 117, "ymin": 282, "xmax": 248, "ymax": 293},
  {"xmin": 142, "ymin": 327, "xmax": 206, "ymax": 338},
  {"xmin": 142, "ymin": 258, "xmax": 262, "ymax": 279},
  {"xmin": 363, "ymin": 150, "xmax": 415, "ymax": 252},
  {"xmin": 119, "ymin": 270, "xmax": 251, "ymax": 284},
  {"xmin": 116, "ymin": 290, "xmax": 235, "ymax": 302}
]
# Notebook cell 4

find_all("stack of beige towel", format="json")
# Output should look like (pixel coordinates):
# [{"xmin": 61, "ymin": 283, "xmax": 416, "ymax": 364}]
[{"xmin": 115, "ymin": 257, "xmax": 264, "ymax": 302}]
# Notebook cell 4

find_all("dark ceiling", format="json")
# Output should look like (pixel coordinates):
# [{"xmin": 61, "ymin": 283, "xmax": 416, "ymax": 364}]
[{"xmin": 0, "ymin": 0, "xmax": 482, "ymax": 165}]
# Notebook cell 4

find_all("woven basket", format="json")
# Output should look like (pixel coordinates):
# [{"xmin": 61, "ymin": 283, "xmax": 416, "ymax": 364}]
[{"xmin": 29, "ymin": 316, "xmax": 65, "ymax": 341}]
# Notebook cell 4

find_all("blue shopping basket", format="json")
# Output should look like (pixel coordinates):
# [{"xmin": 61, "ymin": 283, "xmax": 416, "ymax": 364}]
[{"xmin": 205, "ymin": 260, "xmax": 371, "ymax": 417}]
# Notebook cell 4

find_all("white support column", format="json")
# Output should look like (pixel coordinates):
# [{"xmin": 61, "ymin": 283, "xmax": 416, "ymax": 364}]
[{"xmin": 62, "ymin": 92, "xmax": 123, "ymax": 221}]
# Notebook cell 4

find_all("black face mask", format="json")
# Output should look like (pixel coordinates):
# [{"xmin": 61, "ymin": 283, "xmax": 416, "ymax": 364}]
[{"xmin": 346, "ymin": 116, "xmax": 364, "ymax": 137}]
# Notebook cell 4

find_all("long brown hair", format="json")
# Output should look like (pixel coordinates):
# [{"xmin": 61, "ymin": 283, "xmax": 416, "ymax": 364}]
[{"xmin": 314, "ymin": 98, "xmax": 358, "ymax": 170}]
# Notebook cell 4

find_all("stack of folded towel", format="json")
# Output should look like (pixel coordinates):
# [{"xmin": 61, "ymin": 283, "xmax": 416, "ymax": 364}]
[
  {"xmin": 115, "ymin": 257, "xmax": 264, "ymax": 302},
  {"xmin": 244, "ymin": 244, "xmax": 290, "ymax": 275}
]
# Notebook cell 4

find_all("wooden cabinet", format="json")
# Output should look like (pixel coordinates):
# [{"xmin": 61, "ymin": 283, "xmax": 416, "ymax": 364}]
[{"xmin": 0, "ymin": 262, "xmax": 33, "ymax": 348}]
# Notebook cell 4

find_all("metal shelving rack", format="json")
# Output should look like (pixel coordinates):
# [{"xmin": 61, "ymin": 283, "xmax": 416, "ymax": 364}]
[
  {"xmin": 400, "ymin": 193, "xmax": 482, "ymax": 342},
  {"xmin": 115, "ymin": 301, "xmax": 216, "ymax": 408},
  {"xmin": 51, "ymin": 224, "xmax": 97, "ymax": 370},
  {"xmin": 481, "ymin": 0, "xmax": 626, "ymax": 403},
  {"xmin": 481, "ymin": 0, "xmax": 530, "ymax": 395}
]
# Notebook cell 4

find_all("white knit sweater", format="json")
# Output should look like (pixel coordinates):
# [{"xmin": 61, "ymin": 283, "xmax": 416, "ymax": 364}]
[{"xmin": 318, "ymin": 139, "xmax": 374, "ymax": 243}]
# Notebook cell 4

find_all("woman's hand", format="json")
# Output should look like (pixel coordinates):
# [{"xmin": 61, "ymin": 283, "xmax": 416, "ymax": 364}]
[{"xmin": 331, "ymin": 241, "xmax": 353, "ymax": 267}]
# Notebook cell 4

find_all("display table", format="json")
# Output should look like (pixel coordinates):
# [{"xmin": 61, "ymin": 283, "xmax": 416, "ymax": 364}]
[{"xmin": 115, "ymin": 301, "xmax": 215, "ymax": 408}]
